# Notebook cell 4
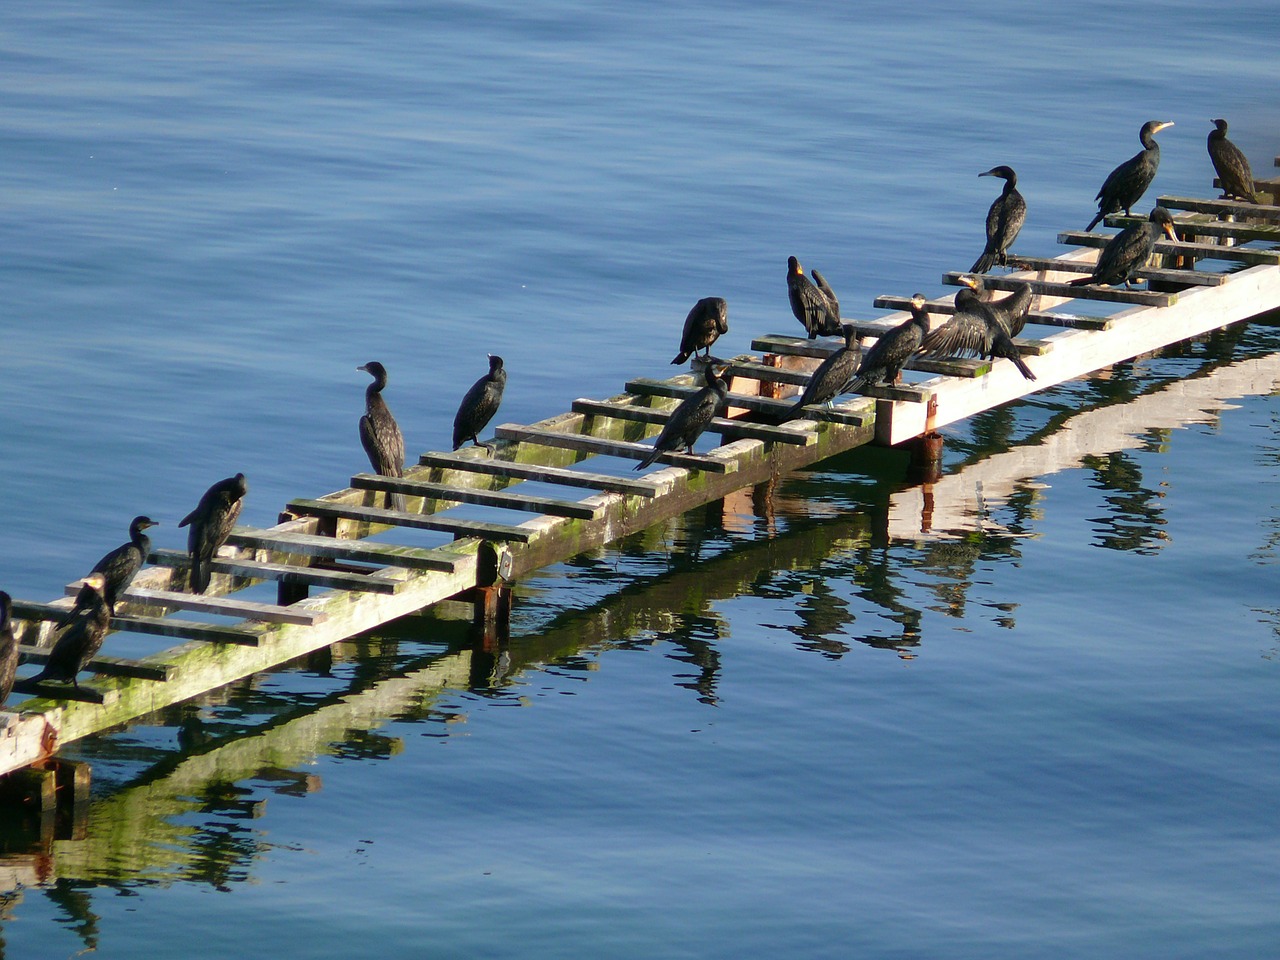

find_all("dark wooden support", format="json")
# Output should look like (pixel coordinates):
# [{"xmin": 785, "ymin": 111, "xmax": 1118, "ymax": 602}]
[
  {"xmin": 942, "ymin": 270, "xmax": 1176, "ymax": 308},
  {"xmin": 471, "ymin": 542, "xmax": 512, "ymax": 652},
  {"xmin": 871, "ymin": 296, "xmax": 1112, "ymax": 331},
  {"xmin": 906, "ymin": 431, "xmax": 945, "ymax": 484}
]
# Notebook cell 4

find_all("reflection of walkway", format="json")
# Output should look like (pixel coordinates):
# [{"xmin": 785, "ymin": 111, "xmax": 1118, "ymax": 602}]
[{"xmin": 888, "ymin": 353, "xmax": 1280, "ymax": 539}]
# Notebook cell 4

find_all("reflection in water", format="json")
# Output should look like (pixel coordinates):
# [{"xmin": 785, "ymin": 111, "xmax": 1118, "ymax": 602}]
[
  {"xmin": 1082, "ymin": 447, "xmax": 1169, "ymax": 554},
  {"xmin": 44, "ymin": 879, "xmax": 100, "ymax": 953}
]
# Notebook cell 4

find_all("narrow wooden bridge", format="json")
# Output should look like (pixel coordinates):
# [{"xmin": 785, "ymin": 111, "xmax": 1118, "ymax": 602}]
[{"xmin": 5, "ymin": 186, "xmax": 1280, "ymax": 786}]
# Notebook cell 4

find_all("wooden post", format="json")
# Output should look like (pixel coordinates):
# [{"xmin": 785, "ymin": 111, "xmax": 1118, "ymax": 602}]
[
  {"xmin": 471, "ymin": 542, "xmax": 511, "ymax": 652},
  {"xmin": 907, "ymin": 432, "xmax": 945, "ymax": 485}
]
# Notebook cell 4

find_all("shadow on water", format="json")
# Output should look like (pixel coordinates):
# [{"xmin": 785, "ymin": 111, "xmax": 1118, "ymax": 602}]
[{"xmin": 4, "ymin": 319, "xmax": 1280, "ymax": 943}]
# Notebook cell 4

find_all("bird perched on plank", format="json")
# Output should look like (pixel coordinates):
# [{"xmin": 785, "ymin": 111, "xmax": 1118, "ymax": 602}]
[
  {"xmin": 179, "ymin": 473, "xmax": 248, "ymax": 594},
  {"xmin": 846, "ymin": 294, "xmax": 933, "ymax": 393},
  {"xmin": 787, "ymin": 256, "xmax": 841, "ymax": 338},
  {"xmin": 1086, "ymin": 120, "xmax": 1173, "ymax": 231},
  {"xmin": 1208, "ymin": 119, "xmax": 1257, "ymax": 203},
  {"xmin": 811, "ymin": 269, "xmax": 842, "ymax": 321},
  {"xmin": 28, "ymin": 574, "xmax": 111, "ymax": 690},
  {"xmin": 0, "ymin": 591, "xmax": 18, "ymax": 708},
  {"xmin": 357, "ymin": 361, "xmax": 407, "ymax": 511},
  {"xmin": 1070, "ymin": 206, "xmax": 1177, "ymax": 288},
  {"xmin": 635, "ymin": 364, "xmax": 729, "ymax": 469},
  {"xmin": 78, "ymin": 515, "xmax": 158, "ymax": 612},
  {"xmin": 781, "ymin": 324, "xmax": 860, "ymax": 420},
  {"xmin": 671, "ymin": 297, "xmax": 729, "ymax": 365},
  {"xmin": 971, "ymin": 165, "xmax": 1026, "ymax": 274},
  {"xmin": 453, "ymin": 355, "xmax": 506, "ymax": 452},
  {"xmin": 919, "ymin": 276, "xmax": 1036, "ymax": 381}
]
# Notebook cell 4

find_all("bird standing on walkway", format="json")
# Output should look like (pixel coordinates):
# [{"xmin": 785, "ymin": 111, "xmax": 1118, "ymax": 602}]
[
  {"xmin": 179, "ymin": 473, "xmax": 248, "ymax": 594},
  {"xmin": 1070, "ymin": 207, "xmax": 1178, "ymax": 288},
  {"xmin": 28, "ymin": 574, "xmax": 111, "ymax": 689},
  {"xmin": 671, "ymin": 297, "xmax": 729, "ymax": 365},
  {"xmin": 84, "ymin": 515, "xmax": 158, "ymax": 610},
  {"xmin": 1086, "ymin": 120, "xmax": 1173, "ymax": 231},
  {"xmin": 971, "ymin": 165, "xmax": 1026, "ymax": 273},
  {"xmin": 1208, "ymin": 119, "xmax": 1257, "ymax": 203},
  {"xmin": 635, "ymin": 365, "xmax": 729, "ymax": 469},
  {"xmin": 782, "ymin": 324, "xmax": 861, "ymax": 420},
  {"xmin": 787, "ymin": 256, "xmax": 840, "ymax": 339},
  {"xmin": 453, "ymin": 355, "xmax": 506, "ymax": 451},
  {"xmin": 920, "ymin": 276, "xmax": 1036, "ymax": 381},
  {"xmin": 847, "ymin": 294, "xmax": 933, "ymax": 393},
  {"xmin": 358, "ymin": 361, "xmax": 407, "ymax": 511}
]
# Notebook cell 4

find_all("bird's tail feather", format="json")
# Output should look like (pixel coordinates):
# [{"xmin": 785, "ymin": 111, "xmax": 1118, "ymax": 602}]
[
  {"xmin": 1085, "ymin": 211, "xmax": 1104, "ymax": 232},
  {"xmin": 1067, "ymin": 275, "xmax": 1092, "ymax": 287},
  {"xmin": 671, "ymin": 351, "xmax": 690, "ymax": 365},
  {"xmin": 970, "ymin": 251, "xmax": 997, "ymax": 274},
  {"xmin": 1011, "ymin": 355, "xmax": 1037, "ymax": 381}
]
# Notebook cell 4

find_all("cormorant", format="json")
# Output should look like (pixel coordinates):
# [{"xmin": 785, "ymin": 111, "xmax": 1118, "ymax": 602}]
[
  {"xmin": 357, "ymin": 361, "xmax": 407, "ymax": 511},
  {"xmin": 971, "ymin": 166, "xmax": 1026, "ymax": 273},
  {"xmin": 1070, "ymin": 206, "xmax": 1177, "ymax": 288},
  {"xmin": 0, "ymin": 591, "xmax": 17, "ymax": 708},
  {"xmin": 671, "ymin": 297, "xmax": 729, "ymax": 364},
  {"xmin": 782, "ymin": 324, "xmax": 861, "ymax": 420},
  {"xmin": 85, "ymin": 515, "xmax": 158, "ymax": 610},
  {"xmin": 811, "ymin": 269, "xmax": 842, "ymax": 321},
  {"xmin": 29, "ymin": 574, "xmax": 110, "ymax": 689},
  {"xmin": 452, "ymin": 355, "xmax": 506, "ymax": 451},
  {"xmin": 920, "ymin": 276, "xmax": 1036, "ymax": 380},
  {"xmin": 846, "ymin": 294, "xmax": 932, "ymax": 393},
  {"xmin": 635, "ymin": 364, "xmax": 728, "ymax": 469},
  {"xmin": 179, "ymin": 473, "xmax": 248, "ymax": 594},
  {"xmin": 985, "ymin": 282, "xmax": 1034, "ymax": 339},
  {"xmin": 1208, "ymin": 119, "xmax": 1257, "ymax": 202},
  {"xmin": 1086, "ymin": 120, "xmax": 1173, "ymax": 231},
  {"xmin": 787, "ymin": 256, "xmax": 840, "ymax": 338}
]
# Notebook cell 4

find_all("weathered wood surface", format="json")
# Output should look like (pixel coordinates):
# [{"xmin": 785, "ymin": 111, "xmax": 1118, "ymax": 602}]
[
  {"xmin": 149, "ymin": 547, "xmax": 405, "ymax": 594},
  {"xmin": 872, "ymin": 294, "xmax": 1113, "ymax": 331},
  {"xmin": 17, "ymin": 647, "xmax": 172, "ymax": 681},
  {"xmin": 1058, "ymin": 230, "xmax": 1280, "ymax": 266},
  {"xmin": 65, "ymin": 584, "xmax": 328, "ymax": 626},
  {"xmin": 1002, "ymin": 255, "xmax": 1228, "ymax": 286},
  {"xmin": 625, "ymin": 377, "xmax": 876, "ymax": 425},
  {"xmin": 11, "ymin": 598, "xmax": 262, "ymax": 646},
  {"xmin": 351, "ymin": 472, "xmax": 605, "ymax": 519},
  {"xmin": 418, "ymin": 451, "xmax": 663, "ymax": 498},
  {"xmin": 941, "ymin": 270, "xmax": 1175, "ymax": 307},
  {"xmin": 226, "ymin": 528, "xmax": 462, "ymax": 571},
  {"xmin": 286, "ymin": 499, "xmax": 537, "ymax": 543},
  {"xmin": 1157, "ymin": 195, "xmax": 1280, "ymax": 221},
  {"xmin": 494, "ymin": 423, "xmax": 739, "ymax": 473},
  {"xmin": 570, "ymin": 398, "xmax": 817, "ymax": 445}
]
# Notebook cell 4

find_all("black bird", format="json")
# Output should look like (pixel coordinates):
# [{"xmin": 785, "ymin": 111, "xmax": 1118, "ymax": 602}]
[
  {"xmin": 811, "ymin": 269, "xmax": 842, "ymax": 321},
  {"xmin": 782, "ymin": 324, "xmax": 861, "ymax": 420},
  {"xmin": 920, "ymin": 277, "xmax": 1036, "ymax": 381},
  {"xmin": 453, "ymin": 355, "xmax": 507, "ymax": 451},
  {"xmin": 179, "ymin": 473, "xmax": 248, "ymax": 594},
  {"xmin": 671, "ymin": 297, "xmax": 729, "ymax": 364},
  {"xmin": 787, "ymin": 256, "xmax": 840, "ymax": 338},
  {"xmin": 1086, "ymin": 120, "xmax": 1174, "ymax": 231},
  {"xmin": 985, "ymin": 282, "xmax": 1034, "ymax": 339},
  {"xmin": 29, "ymin": 574, "xmax": 111, "ymax": 689},
  {"xmin": 846, "ymin": 294, "xmax": 932, "ymax": 393},
  {"xmin": 0, "ymin": 591, "xmax": 18, "ymax": 708},
  {"xmin": 84, "ymin": 515, "xmax": 158, "ymax": 610},
  {"xmin": 635, "ymin": 364, "xmax": 729, "ymax": 469},
  {"xmin": 971, "ymin": 165, "xmax": 1027, "ymax": 273},
  {"xmin": 1208, "ymin": 119, "xmax": 1257, "ymax": 203},
  {"xmin": 357, "ymin": 361, "xmax": 407, "ymax": 511},
  {"xmin": 1070, "ymin": 206, "xmax": 1178, "ymax": 288}
]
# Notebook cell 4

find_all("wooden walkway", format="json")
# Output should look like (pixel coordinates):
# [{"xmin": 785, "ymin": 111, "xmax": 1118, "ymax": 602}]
[{"xmin": 5, "ymin": 190, "xmax": 1280, "ymax": 779}]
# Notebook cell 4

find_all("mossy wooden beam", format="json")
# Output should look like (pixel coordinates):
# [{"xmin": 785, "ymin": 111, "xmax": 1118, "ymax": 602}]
[
  {"xmin": 1058, "ymin": 230, "xmax": 1280, "ymax": 266},
  {"xmin": 871, "ymin": 295, "xmax": 1113, "ymax": 331}
]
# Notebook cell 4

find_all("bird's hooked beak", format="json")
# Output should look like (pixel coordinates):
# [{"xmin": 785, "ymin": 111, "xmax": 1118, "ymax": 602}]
[
  {"xmin": 957, "ymin": 275, "xmax": 980, "ymax": 291},
  {"xmin": 1154, "ymin": 121, "xmax": 1174, "ymax": 133}
]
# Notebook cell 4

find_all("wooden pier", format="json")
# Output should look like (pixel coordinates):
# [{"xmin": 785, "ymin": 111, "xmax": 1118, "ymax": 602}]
[{"xmin": 6, "ymin": 189, "xmax": 1280, "ymax": 783}]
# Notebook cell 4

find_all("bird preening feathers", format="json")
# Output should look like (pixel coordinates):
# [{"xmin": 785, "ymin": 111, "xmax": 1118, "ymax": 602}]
[{"xmin": 179, "ymin": 473, "xmax": 248, "ymax": 595}]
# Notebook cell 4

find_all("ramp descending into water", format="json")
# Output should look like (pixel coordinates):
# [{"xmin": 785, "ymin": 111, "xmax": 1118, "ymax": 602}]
[{"xmin": 5, "ymin": 193, "xmax": 1280, "ymax": 781}]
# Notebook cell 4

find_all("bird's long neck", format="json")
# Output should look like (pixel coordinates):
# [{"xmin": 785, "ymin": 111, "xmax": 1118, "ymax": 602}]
[
  {"xmin": 131, "ymin": 525, "xmax": 150, "ymax": 550},
  {"xmin": 1141, "ymin": 129, "xmax": 1160, "ymax": 151},
  {"xmin": 1001, "ymin": 173, "xmax": 1018, "ymax": 193}
]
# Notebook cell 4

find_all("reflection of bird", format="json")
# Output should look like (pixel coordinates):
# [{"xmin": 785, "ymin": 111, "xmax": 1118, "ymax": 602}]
[
  {"xmin": 86, "ymin": 515, "xmax": 158, "ymax": 609},
  {"xmin": 1070, "ymin": 207, "xmax": 1177, "ymax": 288},
  {"xmin": 811, "ymin": 269, "xmax": 841, "ymax": 321},
  {"xmin": 1208, "ymin": 119, "xmax": 1257, "ymax": 202},
  {"xmin": 0, "ymin": 591, "xmax": 18, "ymax": 707},
  {"xmin": 635, "ymin": 365, "xmax": 728, "ymax": 469},
  {"xmin": 29, "ymin": 574, "xmax": 110, "ymax": 689},
  {"xmin": 782, "ymin": 325, "xmax": 860, "ymax": 420},
  {"xmin": 671, "ymin": 297, "xmax": 729, "ymax": 364},
  {"xmin": 357, "ymin": 361, "xmax": 406, "ymax": 511},
  {"xmin": 971, "ymin": 165, "xmax": 1026, "ymax": 273},
  {"xmin": 787, "ymin": 256, "xmax": 840, "ymax": 338},
  {"xmin": 847, "ymin": 294, "xmax": 932, "ymax": 392},
  {"xmin": 920, "ymin": 276, "xmax": 1036, "ymax": 380},
  {"xmin": 453, "ymin": 355, "xmax": 506, "ymax": 451},
  {"xmin": 1086, "ymin": 120, "xmax": 1173, "ymax": 231},
  {"xmin": 179, "ymin": 474, "xmax": 248, "ymax": 594}
]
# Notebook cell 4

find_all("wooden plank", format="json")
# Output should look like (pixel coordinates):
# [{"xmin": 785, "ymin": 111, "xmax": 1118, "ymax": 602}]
[
  {"xmin": 724, "ymin": 359, "xmax": 815, "ymax": 386},
  {"xmin": 18, "ymin": 646, "xmax": 171, "ymax": 682},
  {"xmin": 1109, "ymin": 214, "xmax": 1280, "ymax": 244},
  {"xmin": 287, "ymin": 499, "xmax": 536, "ymax": 543},
  {"xmin": 1157, "ymin": 195, "xmax": 1280, "ymax": 221},
  {"xmin": 748, "ymin": 336, "xmax": 992, "ymax": 378},
  {"xmin": 942, "ymin": 270, "xmax": 1175, "ymax": 307},
  {"xmin": 149, "ymin": 547, "xmax": 406, "ymax": 594},
  {"xmin": 570, "ymin": 398, "xmax": 817, "ymax": 445},
  {"xmin": 1056, "ymin": 231, "xmax": 1280, "ymax": 266},
  {"xmin": 225, "ymin": 528, "xmax": 460, "ymax": 572},
  {"xmin": 9, "ymin": 598, "xmax": 263, "ymax": 646},
  {"xmin": 872, "ymin": 295, "xmax": 1113, "ymax": 331},
  {"xmin": 418, "ymin": 452, "xmax": 662, "ymax": 498},
  {"xmin": 495, "ymin": 424, "xmax": 737, "ymax": 473},
  {"xmin": 10, "ymin": 679, "xmax": 113, "ymax": 704},
  {"xmin": 351, "ymin": 473, "xmax": 603, "ymax": 520},
  {"xmin": 113, "ymin": 586, "xmax": 327, "ymax": 626},
  {"xmin": 1003, "ymin": 254, "xmax": 1228, "ymax": 286},
  {"xmin": 624, "ymin": 378, "xmax": 873, "ymax": 426}
]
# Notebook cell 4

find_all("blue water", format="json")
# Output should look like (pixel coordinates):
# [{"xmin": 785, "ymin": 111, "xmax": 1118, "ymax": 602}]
[{"xmin": 3, "ymin": 1, "xmax": 1280, "ymax": 957}]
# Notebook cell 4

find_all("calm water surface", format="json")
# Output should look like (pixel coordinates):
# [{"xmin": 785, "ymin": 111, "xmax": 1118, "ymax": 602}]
[{"xmin": 2, "ymin": 1, "xmax": 1279, "ymax": 957}]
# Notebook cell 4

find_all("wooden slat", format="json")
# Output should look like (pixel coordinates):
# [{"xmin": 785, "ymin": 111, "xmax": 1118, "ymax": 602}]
[
  {"xmin": 749, "ymin": 335, "xmax": 992, "ymax": 378},
  {"xmin": 1110, "ymin": 214, "xmax": 1280, "ymax": 244},
  {"xmin": 942, "ymin": 271, "xmax": 1175, "ymax": 307},
  {"xmin": 225, "ymin": 528, "xmax": 460, "ymax": 571},
  {"xmin": 149, "ymin": 547, "xmax": 405, "ymax": 594},
  {"xmin": 287, "ymin": 499, "xmax": 535, "ymax": 543},
  {"xmin": 18, "ymin": 646, "xmax": 171, "ymax": 681},
  {"xmin": 9, "ymin": 598, "xmax": 262, "ymax": 646},
  {"xmin": 351, "ymin": 473, "xmax": 603, "ymax": 519},
  {"xmin": 872, "ymin": 295, "xmax": 1113, "ymax": 331},
  {"xmin": 624, "ymin": 378, "xmax": 874, "ymax": 426},
  {"xmin": 10, "ymin": 679, "xmax": 112, "ymax": 704},
  {"xmin": 114, "ymin": 586, "xmax": 326, "ymax": 626},
  {"xmin": 418, "ymin": 452, "xmax": 662, "ymax": 498},
  {"xmin": 1004, "ymin": 254, "xmax": 1228, "ymax": 286},
  {"xmin": 495, "ymin": 424, "xmax": 737, "ymax": 473},
  {"xmin": 1059, "ymin": 230, "xmax": 1280, "ymax": 266},
  {"xmin": 570, "ymin": 398, "xmax": 817, "ymax": 445},
  {"xmin": 1157, "ymin": 195, "xmax": 1280, "ymax": 221}
]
